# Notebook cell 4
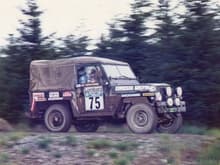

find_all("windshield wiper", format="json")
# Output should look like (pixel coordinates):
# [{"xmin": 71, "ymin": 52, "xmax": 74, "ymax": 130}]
[
  {"xmin": 115, "ymin": 75, "xmax": 136, "ymax": 80},
  {"xmin": 118, "ymin": 75, "xmax": 130, "ymax": 79}
]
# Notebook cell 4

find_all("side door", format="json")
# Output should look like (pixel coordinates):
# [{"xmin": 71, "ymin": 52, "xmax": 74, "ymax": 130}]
[{"xmin": 75, "ymin": 64, "xmax": 111, "ymax": 117}]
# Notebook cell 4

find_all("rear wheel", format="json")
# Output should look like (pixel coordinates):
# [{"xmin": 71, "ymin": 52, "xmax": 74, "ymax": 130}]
[
  {"xmin": 44, "ymin": 104, "xmax": 72, "ymax": 132},
  {"xmin": 156, "ymin": 113, "xmax": 183, "ymax": 133},
  {"xmin": 126, "ymin": 104, "xmax": 157, "ymax": 134},
  {"xmin": 75, "ymin": 121, "xmax": 99, "ymax": 132}
]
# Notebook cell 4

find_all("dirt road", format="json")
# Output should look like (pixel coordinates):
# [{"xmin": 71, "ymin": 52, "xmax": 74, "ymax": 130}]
[{"xmin": 0, "ymin": 131, "xmax": 215, "ymax": 165}]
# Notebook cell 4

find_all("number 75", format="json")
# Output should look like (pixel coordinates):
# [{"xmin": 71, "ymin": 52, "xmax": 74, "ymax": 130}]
[{"xmin": 89, "ymin": 97, "xmax": 101, "ymax": 110}]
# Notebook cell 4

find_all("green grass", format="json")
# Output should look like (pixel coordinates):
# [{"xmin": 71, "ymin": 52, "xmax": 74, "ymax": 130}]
[
  {"xmin": 159, "ymin": 134, "xmax": 184, "ymax": 165},
  {"xmin": 0, "ymin": 132, "xmax": 27, "ymax": 148},
  {"xmin": 53, "ymin": 151, "xmax": 62, "ymax": 158},
  {"xmin": 108, "ymin": 150, "xmax": 118, "ymax": 159},
  {"xmin": 160, "ymin": 125, "xmax": 220, "ymax": 165},
  {"xmin": 114, "ymin": 142, "xmax": 129, "ymax": 151},
  {"xmin": 21, "ymin": 147, "xmax": 30, "ymax": 154},
  {"xmin": 0, "ymin": 153, "xmax": 9, "ymax": 163},
  {"xmin": 114, "ymin": 158, "xmax": 128, "ymax": 165},
  {"xmin": 0, "ymin": 139, "xmax": 13, "ymax": 148},
  {"xmin": 207, "ymin": 129, "xmax": 220, "ymax": 137},
  {"xmin": 64, "ymin": 135, "xmax": 77, "ymax": 146},
  {"xmin": 87, "ymin": 139, "xmax": 137, "ymax": 164},
  {"xmin": 87, "ymin": 139, "xmax": 138, "ymax": 152},
  {"xmin": 114, "ymin": 141, "xmax": 138, "ymax": 151},
  {"xmin": 37, "ymin": 137, "xmax": 52, "ymax": 149},
  {"xmin": 197, "ymin": 139, "xmax": 220, "ymax": 165},
  {"xmin": 87, "ymin": 139, "xmax": 112, "ymax": 149},
  {"xmin": 86, "ymin": 150, "xmax": 96, "ymax": 157},
  {"xmin": 180, "ymin": 124, "xmax": 220, "ymax": 138},
  {"xmin": 0, "ymin": 138, "xmax": 8, "ymax": 146},
  {"xmin": 180, "ymin": 125, "xmax": 207, "ymax": 135},
  {"xmin": 8, "ymin": 132, "xmax": 26, "ymax": 141},
  {"xmin": 123, "ymin": 152, "xmax": 135, "ymax": 161}
]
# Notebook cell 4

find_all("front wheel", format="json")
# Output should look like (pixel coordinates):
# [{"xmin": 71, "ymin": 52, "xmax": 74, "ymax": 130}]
[
  {"xmin": 75, "ymin": 121, "xmax": 99, "ymax": 132},
  {"xmin": 44, "ymin": 104, "xmax": 72, "ymax": 132},
  {"xmin": 126, "ymin": 104, "xmax": 157, "ymax": 134},
  {"xmin": 156, "ymin": 113, "xmax": 183, "ymax": 133}
]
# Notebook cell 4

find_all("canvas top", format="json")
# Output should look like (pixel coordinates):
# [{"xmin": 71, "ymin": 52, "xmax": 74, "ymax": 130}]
[
  {"xmin": 31, "ymin": 56, "xmax": 127, "ymax": 66},
  {"xmin": 29, "ymin": 56, "xmax": 127, "ymax": 91}
]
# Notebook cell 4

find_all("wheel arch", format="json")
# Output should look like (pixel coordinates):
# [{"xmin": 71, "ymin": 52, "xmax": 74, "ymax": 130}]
[
  {"xmin": 116, "ymin": 96, "xmax": 153, "ymax": 118},
  {"xmin": 36, "ymin": 100, "xmax": 76, "ymax": 119}
]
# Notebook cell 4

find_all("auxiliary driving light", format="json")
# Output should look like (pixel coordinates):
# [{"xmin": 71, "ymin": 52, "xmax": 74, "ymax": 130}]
[
  {"xmin": 165, "ymin": 87, "xmax": 172, "ymax": 97},
  {"xmin": 167, "ymin": 98, "xmax": 174, "ymax": 106},
  {"xmin": 176, "ymin": 87, "xmax": 183, "ymax": 97},
  {"xmin": 174, "ymin": 98, "xmax": 181, "ymax": 106}
]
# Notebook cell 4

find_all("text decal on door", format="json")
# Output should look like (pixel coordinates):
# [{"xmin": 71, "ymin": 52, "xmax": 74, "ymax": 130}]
[{"xmin": 84, "ymin": 86, "xmax": 104, "ymax": 111}]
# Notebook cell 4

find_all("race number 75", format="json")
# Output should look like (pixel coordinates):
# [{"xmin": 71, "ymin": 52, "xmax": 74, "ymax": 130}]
[
  {"xmin": 89, "ymin": 96, "xmax": 101, "ymax": 109},
  {"xmin": 84, "ymin": 86, "xmax": 104, "ymax": 111}
]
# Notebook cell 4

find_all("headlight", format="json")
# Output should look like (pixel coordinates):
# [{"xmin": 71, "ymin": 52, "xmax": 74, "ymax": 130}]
[
  {"xmin": 174, "ymin": 98, "xmax": 181, "ymax": 106},
  {"xmin": 176, "ymin": 87, "xmax": 183, "ymax": 97},
  {"xmin": 166, "ymin": 87, "xmax": 172, "ymax": 97},
  {"xmin": 155, "ymin": 92, "xmax": 162, "ymax": 101},
  {"xmin": 167, "ymin": 98, "xmax": 173, "ymax": 106}
]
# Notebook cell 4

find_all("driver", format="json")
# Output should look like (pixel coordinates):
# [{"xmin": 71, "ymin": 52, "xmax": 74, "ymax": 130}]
[{"xmin": 87, "ymin": 68, "xmax": 98, "ymax": 83}]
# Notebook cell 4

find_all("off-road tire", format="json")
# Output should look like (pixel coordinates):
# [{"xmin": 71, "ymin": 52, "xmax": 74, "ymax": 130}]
[
  {"xmin": 44, "ymin": 104, "xmax": 72, "ymax": 132},
  {"xmin": 126, "ymin": 103, "xmax": 157, "ymax": 134},
  {"xmin": 156, "ymin": 113, "xmax": 183, "ymax": 133},
  {"xmin": 75, "ymin": 121, "xmax": 99, "ymax": 132}
]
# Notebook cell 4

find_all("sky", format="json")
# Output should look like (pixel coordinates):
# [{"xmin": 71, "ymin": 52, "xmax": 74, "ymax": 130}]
[
  {"xmin": 0, "ymin": 0, "xmax": 132, "ymax": 46},
  {"xmin": 0, "ymin": 0, "xmax": 219, "ymax": 47}
]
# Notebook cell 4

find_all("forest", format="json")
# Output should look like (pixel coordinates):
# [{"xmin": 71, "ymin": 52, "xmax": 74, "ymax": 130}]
[{"xmin": 0, "ymin": 0, "xmax": 220, "ymax": 127}]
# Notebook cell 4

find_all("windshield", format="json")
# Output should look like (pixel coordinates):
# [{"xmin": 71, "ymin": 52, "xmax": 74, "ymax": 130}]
[{"xmin": 102, "ymin": 64, "xmax": 136, "ymax": 79}]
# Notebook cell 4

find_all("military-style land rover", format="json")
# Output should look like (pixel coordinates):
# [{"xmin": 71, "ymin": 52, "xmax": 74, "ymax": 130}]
[{"xmin": 27, "ymin": 56, "xmax": 186, "ymax": 133}]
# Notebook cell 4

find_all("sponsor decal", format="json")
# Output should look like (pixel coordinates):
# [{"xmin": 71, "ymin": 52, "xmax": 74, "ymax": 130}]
[
  {"xmin": 134, "ymin": 85, "xmax": 156, "ymax": 92},
  {"xmin": 121, "ymin": 93, "xmax": 141, "ymax": 97},
  {"xmin": 49, "ymin": 92, "xmax": 59, "ymax": 98},
  {"xmin": 47, "ymin": 91, "xmax": 62, "ymax": 101},
  {"xmin": 32, "ymin": 92, "xmax": 46, "ymax": 101},
  {"xmin": 48, "ymin": 97, "xmax": 63, "ymax": 101},
  {"xmin": 115, "ymin": 85, "xmax": 156, "ymax": 92},
  {"xmin": 63, "ymin": 91, "xmax": 72, "ymax": 97},
  {"xmin": 115, "ymin": 86, "xmax": 134, "ymax": 91},
  {"xmin": 84, "ymin": 86, "xmax": 104, "ymax": 111}
]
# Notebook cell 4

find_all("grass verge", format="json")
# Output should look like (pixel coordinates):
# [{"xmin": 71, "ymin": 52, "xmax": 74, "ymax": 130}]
[
  {"xmin": 197, "ymin": 139, "xmax": 220, "ymax": 165},
  {"xmin": 37, "ymin": 137, "xmax": 52, "ymax": 149}
]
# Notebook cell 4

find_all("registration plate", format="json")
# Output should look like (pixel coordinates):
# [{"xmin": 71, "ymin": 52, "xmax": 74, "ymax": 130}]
[{"xmin": 169, "ymin": 108, "xmax": 178, "ymax": 112}]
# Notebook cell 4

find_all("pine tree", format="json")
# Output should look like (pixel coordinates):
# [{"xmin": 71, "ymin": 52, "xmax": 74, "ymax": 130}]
[
  {"xmin": 95, "ymin": 0, "xmax": 154, "ymax": 79},
  {"xmin": 0, "ymin": 57, "xmax": 9, "ymax": 118},
  {"xmin": 146, "ymin": 1, "xmax": 184, "ymax": 83},
  {"xmin": 58, "ymin": 35, "xmax": 90, "ymax": 57},
  {"xmin": 1, "ymin": 0, "xmax": 56, "ymax": 121},
  {"xmin": 178, "ymin": 0, "xmax": 220, "ymax": 124}
]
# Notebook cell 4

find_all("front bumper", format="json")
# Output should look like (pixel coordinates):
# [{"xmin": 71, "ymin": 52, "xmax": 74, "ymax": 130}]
[{"xmin": 156, "ymin": 101, "xmax": 186, "ymax": 113}]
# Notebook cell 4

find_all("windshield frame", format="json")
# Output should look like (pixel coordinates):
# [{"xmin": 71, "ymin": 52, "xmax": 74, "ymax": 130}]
[{"xmin": 102, "ymin": 64, "xmax": 137, "ymax": 80}]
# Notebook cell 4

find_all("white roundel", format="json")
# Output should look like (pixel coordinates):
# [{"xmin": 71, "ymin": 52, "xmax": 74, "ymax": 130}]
[
  {"xmin": 176, "ymin": 87, "xmax": 183, "ymax": 97},
  {"xmin": 166, "ymin": 87, "xmax": 172, "ymax": 97},
  {"xmin": 167, "ymin": 98, "xmax": 174, "ymax": 106},
  {"xmin": 174, "ymin": 98, "xmax": 181, "ymax": 106}
]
